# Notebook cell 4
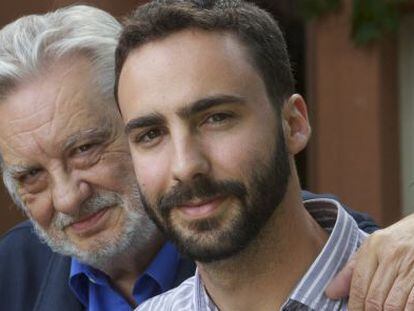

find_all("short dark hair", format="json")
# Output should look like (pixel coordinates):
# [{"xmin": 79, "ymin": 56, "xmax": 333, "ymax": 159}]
[{"xmin": 114, "ymin": 0, "xmax": 295, "ymax": 111}]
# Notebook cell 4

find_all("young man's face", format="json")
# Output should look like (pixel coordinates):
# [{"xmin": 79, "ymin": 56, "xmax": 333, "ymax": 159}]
[
  {"xmin": 0, "ymin": 56, "xmax": 156, "ymax": 267},
  {"xmin": 118, "ymin": 29, "xmax": 291, "ymax": 262}
]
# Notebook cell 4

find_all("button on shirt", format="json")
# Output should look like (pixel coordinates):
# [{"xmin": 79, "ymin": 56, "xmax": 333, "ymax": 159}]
[
  {"xmin": 137, "ymin": 198, "xmax": 367, "ymax": 311},
  {"xmin": 69, "ymin": 242, "xmax": 181, "ymax": 311}
]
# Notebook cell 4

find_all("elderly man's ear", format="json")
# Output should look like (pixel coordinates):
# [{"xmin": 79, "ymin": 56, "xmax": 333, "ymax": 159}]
[{"xmin": 282, "ymin": 94, "xmax": 311, "ymax": 155}]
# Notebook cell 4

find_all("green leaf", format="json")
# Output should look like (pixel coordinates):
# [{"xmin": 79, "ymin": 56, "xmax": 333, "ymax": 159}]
[
  {"xmin": 351, "ymin": 0, "xmax": 404, "ymax": 45},
  {"xmin": 300, "ymin": 0, "xmax": 341, "ymax": 20},
  {"xmin": 300, "ymin": 0, "xmax": 408, "ymax": 45}
]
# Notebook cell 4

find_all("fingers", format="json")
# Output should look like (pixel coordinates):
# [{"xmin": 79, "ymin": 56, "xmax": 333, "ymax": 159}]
[
  {"xmin": 325, "ymin": 255, "xmax": 356, "ymax": 299},
  {"xmin": 347, "ymin": 237, "xmax": 379, "ymax": 311},
  {"xmin": 381, "ymin": 254, "xmax": 414, "ymax": 311},
  {"xmin": 363, "ymin": 256, "xmax": 398, "ymax": 310},
  {"xmin": 325, "ymin": 213, "xmax": 414, "ymax": 309},
  {"xmin": 382, "ymin": 273, "xmax": 413, "ymax": 311},
  {"xmin": 405, "ymin": 286, "xmax": 414, "ymax": 311},
  {"xmin": 348, "ymin": 227, "xmax": 414, "ymax": 311}
]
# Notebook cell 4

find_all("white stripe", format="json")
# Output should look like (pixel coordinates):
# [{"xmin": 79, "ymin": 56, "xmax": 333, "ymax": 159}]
[
  {"xmin": 138, "ymin": 198, "xmax": 366, "ymax": 311},
  {"xmin": 288, "ymin": 198, "xmax": 365, "ymax": 310},
  {"xmin": 292, "ymin": 199, "xmax": 349, "ymax": 299}
]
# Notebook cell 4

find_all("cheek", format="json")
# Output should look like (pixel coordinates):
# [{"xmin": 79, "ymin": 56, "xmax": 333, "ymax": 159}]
[
  {"xmin": 22, "ymin": 191, "xmax": 54, "ymax": 229},
  {"xmin": 206, "ymin": 129, "xmax": 272, "ymax": 177},
  {"xmin": 91, "ymin": 152, "xmax": 136, "ymax": 192},
  {"xmin": 131, "ymin": 151, "xmax": 169, "ymax": 201}
]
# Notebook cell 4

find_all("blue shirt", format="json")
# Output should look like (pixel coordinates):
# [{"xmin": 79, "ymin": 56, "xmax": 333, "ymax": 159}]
[{"xmin": 69, "ymin": 242, "xmax": 181, "ymax": 311}]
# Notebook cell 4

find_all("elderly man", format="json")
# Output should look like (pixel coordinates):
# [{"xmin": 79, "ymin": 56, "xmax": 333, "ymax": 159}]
[
  {"xmin": 114, "ymin": 0, "xmax": 414, "ymax": 310},
  {"xmin": 0, "ymin": 6, "xmax": 195, "ymax": 311},
  {"xmin": 0, "ymin": 4, "xmax": 412, "ymax": 311}
]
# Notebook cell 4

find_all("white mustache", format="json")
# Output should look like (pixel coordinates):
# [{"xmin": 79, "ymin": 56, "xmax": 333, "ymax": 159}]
[{"xmin": 53, "ymin": 192, "xmax": 123, "ymax": 229}]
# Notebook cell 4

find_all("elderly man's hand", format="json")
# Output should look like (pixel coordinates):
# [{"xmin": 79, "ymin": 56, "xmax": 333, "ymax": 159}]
[{"xmin": 325, "ymin": 214, "xmax": 414, "ymax": 310}]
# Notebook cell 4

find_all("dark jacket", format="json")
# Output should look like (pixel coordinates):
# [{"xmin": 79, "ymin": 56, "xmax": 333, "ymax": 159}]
[{"xmin": 0, "ymin": 191, "xmax": 378, "ymax": 311}]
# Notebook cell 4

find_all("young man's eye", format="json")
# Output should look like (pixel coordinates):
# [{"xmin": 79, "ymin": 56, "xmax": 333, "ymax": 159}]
[
  {"xmin": 204, "ymin": 113, "xmax": 234, "ymax": 125},
  {"xmin": 139, "ymin": 129, "xmax": 162, "ymax": 142},
  {"xmin": 133, "ymin": 128, "xmax": 165, "ymax": 148}
]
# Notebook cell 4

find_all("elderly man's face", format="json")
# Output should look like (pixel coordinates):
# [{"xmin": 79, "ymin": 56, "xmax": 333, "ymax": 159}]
[{"xmin": 0, "ymin": 56, "xmax": 156, "ymax": 266}]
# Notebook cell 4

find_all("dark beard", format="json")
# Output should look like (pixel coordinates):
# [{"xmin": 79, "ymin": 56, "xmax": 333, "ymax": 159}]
[{"xmin": 139, "ymin": 128, "xmax": 291, "ymax": 263}]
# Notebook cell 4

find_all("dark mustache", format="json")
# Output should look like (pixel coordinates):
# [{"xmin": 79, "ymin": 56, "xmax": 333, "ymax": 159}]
[{"xmin": 158, "ymin": 176, "xmax": 247, "ymax": 215}]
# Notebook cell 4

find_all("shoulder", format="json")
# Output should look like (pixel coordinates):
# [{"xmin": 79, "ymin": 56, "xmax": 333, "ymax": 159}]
[
  {"xmin": 0, "ymin": 221, "xmax": 75, "ymax": 311},
  {"xmin": 301, "ymin": 190, "xmax": 379, "ymax": 233},
  {"xmin": 1, "ymin": 220, "xmax": 37, "ymax": 240},
  {"xmin": 138, "ymin": 277, "xmax": 196, "ymax": 311},
  {"xmin": 0, "ymin": 220, "xmax": 52, "ymax": 259}
]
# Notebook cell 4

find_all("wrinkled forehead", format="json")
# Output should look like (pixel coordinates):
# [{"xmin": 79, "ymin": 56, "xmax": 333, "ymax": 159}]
[{"xmin": 0, "ymin": 58, "xmax": 119, "ymax": 167}]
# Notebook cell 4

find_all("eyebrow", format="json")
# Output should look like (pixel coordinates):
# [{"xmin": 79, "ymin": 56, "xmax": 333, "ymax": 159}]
[
  {"xmin": 63, "ymin": 128, "xmax": 111, "ymax": 151},
  {"xmin": 1, "ymin": 129, "xmax": 110, "ymax": 179},
  {"xmin": 4, "ymin": 163, "xmax": 37, "ymax": 179},
  {"xmin": 2, "ymin": 128, "xmax": 112, "ymax": 178},
  {"xmin": 177, "ymin": 94, "xmax": 246, "ymax": 119},
  {"xmin": 125, "ymin": 113, "xmax": 165, "ymax": 135},
  {"xmin": 124, "ymin": 94, "xmax": 245, "ymax": 135}
]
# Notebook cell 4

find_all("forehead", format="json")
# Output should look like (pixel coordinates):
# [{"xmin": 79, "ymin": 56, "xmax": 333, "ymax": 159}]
[
  {"xmin": 118, "ymin": 29, "xmax": 268, "ymax": 118},
  {"xmin": 0, "ymin": 56, "xmax": 114, "ymax": 165}
]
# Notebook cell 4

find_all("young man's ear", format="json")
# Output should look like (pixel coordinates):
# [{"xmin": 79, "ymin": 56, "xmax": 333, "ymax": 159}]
[{"xmin": 282, "ymin": 94, "xmax": 311, "ymax": 155}]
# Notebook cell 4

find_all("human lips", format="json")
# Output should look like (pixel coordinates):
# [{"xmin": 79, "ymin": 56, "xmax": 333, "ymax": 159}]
[
  {"xmin": 68, "ymin": 207, "xmax": 110, "ymax": 235},
  {"xmin": 177, "ymin": 196, "xmax": 226, "ymax": 219}
]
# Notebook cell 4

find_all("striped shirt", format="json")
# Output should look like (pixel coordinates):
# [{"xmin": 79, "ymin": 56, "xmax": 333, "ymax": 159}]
[{"xmin": 137, "ymin": 198, "xmax": 367, "ymax": 311}]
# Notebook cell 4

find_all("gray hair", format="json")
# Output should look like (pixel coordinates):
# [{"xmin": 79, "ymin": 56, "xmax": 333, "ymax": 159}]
[
  {"xmin": 1, "ymin": 164, "xmax": 25, "ymax": 212},
  {"xmin": 0, "ymin": 5, "xmax": 121, "ymax": 100},
  {"xmin": 0, "ymin": 5, "xmax": 121, "ymax": 209}
]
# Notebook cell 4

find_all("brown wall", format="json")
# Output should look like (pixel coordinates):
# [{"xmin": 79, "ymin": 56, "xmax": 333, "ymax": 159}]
[
  {"xmin": 0, "ymin": 186, "xmax": 24, "ymax": 235},
  {"xmin": 0, "ymin": 0, "xmax": 404, "ymax": 233},
  {"xmin": 0, "ymin": 0, "xmax": 148, "ymax": 235},
  {"xmin": 306, "ymin": 0, "xmax": 401, "ymax": 226}
]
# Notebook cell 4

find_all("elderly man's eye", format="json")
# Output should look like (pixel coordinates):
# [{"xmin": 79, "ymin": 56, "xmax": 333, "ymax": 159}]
[
  {"xmin": 19, "ymin": 168, "xmax": 42, "ymax": 185},
  {"xmin": 75, "ymin": 143, "xmax": 96, "ymax": 154},
  {"xmin": 69, "ymin": 141, "xmax": 104, "ymax": 168}
]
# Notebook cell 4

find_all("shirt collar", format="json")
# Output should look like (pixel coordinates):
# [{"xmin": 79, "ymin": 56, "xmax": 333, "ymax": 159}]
[
  {"xmin": 192, "ymin": 198, "xmax": 366, "ymax": 311},
  {"xmin": 137, "ymin": 242, "xmax": 181, "ymax": 293},
  {"xmin": 69, "ymin": 242, "xmax": 181, "ymax": 306},
  {"xmin": 283, "ymin": 198, "xmax": 366, "ymax": 310}
]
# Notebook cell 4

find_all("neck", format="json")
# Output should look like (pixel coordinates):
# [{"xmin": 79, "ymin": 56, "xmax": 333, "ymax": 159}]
[
  {"xmin": 101, "ymin": 231, "xmax": 165, "ymax": 307},
  {"xmin": 198, "ymin": 178, "xmax": 328, "ymax": 311}
]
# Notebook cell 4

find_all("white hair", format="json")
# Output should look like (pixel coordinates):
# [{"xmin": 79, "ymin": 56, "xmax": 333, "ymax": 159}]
[
  {"xmin": 0, "ymin": 5, "xmax": 121, "ymax": 208},
  {"xmin": 0, "ymin": 5, "xmax": 121, "ymax": 100}
]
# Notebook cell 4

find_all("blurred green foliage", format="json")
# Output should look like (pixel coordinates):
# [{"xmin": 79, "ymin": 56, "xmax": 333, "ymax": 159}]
[
  {"xmin": 301, "ymin": 0, "xmax": 341, "ymax": 18},
  {"xmin": 300, "ymin": 0, "xmax": 408, "ymax": 45}
]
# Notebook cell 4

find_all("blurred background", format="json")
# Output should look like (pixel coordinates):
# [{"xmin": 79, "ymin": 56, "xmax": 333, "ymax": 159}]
[{"xmin": 0, "ymin": 0, "xmax": 412, "ymax": 234}]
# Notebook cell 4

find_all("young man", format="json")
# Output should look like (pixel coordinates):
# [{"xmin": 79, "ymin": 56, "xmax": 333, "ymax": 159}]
[
  {"xmin": 115, "ymin": 0, "xmax": 414, "ymax": 310},
  {"xmin": 0, "ymin": 3, "xmax": 412, "ymax": 311}
]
